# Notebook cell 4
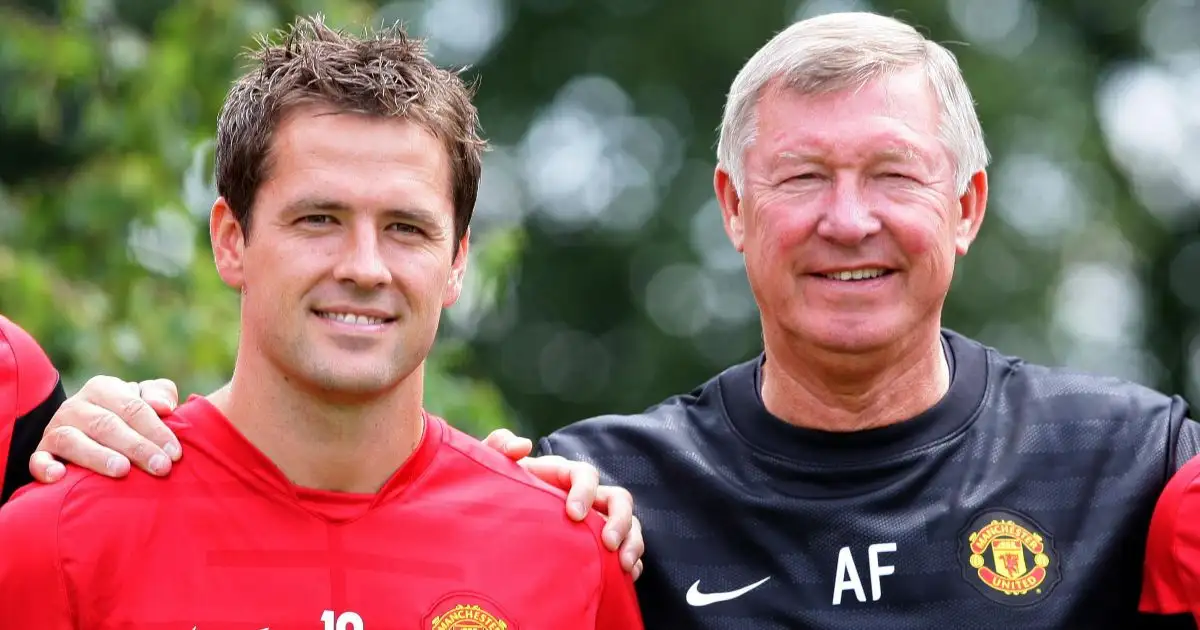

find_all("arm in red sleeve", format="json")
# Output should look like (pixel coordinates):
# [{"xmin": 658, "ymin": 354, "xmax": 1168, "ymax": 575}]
[{"xmin": 0, "ymin": 315, "xmax": 64, "ymax": 504}]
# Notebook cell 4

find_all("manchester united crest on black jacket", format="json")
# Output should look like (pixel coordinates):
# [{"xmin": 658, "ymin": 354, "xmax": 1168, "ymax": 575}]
[{"xmin": 540, "ymin": 330, "xmax": 1200, "ymax": 629}]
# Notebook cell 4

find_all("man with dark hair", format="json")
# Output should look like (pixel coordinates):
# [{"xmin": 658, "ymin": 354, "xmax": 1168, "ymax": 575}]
[{"xmin": 0, "ymin": 17, "xmax": 642, "ymax": 628}]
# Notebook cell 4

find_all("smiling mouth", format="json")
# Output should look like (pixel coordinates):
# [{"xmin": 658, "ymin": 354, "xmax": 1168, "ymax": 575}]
[
  {"xmin": 313, "ymin": 310, "xmax": 397, "ymax": 326},
  {"xmin": 816, "ymin": 268, "xmax": 894, "ymax": 281}
]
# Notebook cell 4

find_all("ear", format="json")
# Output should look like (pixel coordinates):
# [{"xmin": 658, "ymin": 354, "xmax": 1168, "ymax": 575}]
[
  {"xmin": 443, "ymin": 228, "xmax": 470, "ymax": 308},
  {"xmin": 954, "ymin": 170, "xmax": 988, "ymax": 256},
  {"xmin": 715, "ymin": 166, "xmax": 746, "ymax": 252},
  {"xmin": 211, "ymin": 197, "xmax": 247, "ymax": 290}
]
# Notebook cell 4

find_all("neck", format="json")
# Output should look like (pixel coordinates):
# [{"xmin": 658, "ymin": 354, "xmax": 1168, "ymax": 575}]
[
  {"xmin": 760, "ymin": 323, "xmax": 950, "ymax": 433},
  {"xmin": 208, "ymin": 349, "xmax": 425, "ymax": 494}
]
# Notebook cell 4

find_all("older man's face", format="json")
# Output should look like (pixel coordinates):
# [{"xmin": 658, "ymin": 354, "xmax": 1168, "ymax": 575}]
[{"xmin": 720, "ymin": 67, "xmax": 987, "ymax": 355}]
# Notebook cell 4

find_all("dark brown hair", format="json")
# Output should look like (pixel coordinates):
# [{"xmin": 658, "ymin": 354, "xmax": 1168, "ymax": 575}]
[{"xmin": 214, "ymin": 15, "xmax": 486, "ymax": 254}]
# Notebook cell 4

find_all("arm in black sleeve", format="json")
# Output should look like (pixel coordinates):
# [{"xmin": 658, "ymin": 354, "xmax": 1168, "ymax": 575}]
[
  {"xmin": 1, "ymin": 379, "xmax": 65, "ymax": 505},
  {"xmin": 0, "ymin": 315, "xmax": 66, "ymax": 507}
]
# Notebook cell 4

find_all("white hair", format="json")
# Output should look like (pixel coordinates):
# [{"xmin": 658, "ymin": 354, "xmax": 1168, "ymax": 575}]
[{"xmin": 716, "ymin": 12, "xmax": 990, "ymax": 195}]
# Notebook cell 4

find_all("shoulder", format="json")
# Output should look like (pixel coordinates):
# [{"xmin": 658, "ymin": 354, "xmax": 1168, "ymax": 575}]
[
  {"xmin": 0, "ymin": 452, "xmax": 195, "ymax": 591},
  {"xmin": 541, "ymin": 360, "xmax": 741, "ymax": 460},
  {"xmin": 435, "ymin": 418, "xmax": 617, "ymax": 566},
  {"xmin": 4, "ymin": 459, "xmax": 170, "ymax": 527},
  {"xmin": 957, "ymin": 330, "xmax": 1184, "ymax": 424},
  {"xmin": 1150, "ymin": 455, "xmax": 1200, "ymax": 543},
  {"xmin": 537, "ymin": 360, "xmax": 754, "ymax": 492},
  {"xmin": 0, "ymin": 315, "xmax": 47, "ymax": 360},
  {"xmin": 954, "ymin": 330, "xmax": 1196, "ymax": 485},
  {"xmin": 4, "ymin": 405, "xmax": 202, "ymax": 535},
  {"xmin": 1141, "ymin": 455, "xmax": 1200, "ymax": 613},
  {"xmin": 437, "ymin": 417, "xmax": 605, "ymax": 529},
  {"xmin": 0, "ymin": 460, "xmax": 83, "ymax": 618},
  {"xmin": 0, "ymin": 314, "xmax": 59, "ymax": 416},
  {"xmin": 0, "ymin": 465, "xmax": 91, "ymax": 559}
]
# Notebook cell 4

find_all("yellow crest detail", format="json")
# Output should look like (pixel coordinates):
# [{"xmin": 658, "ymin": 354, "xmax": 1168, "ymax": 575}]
[
  {"xmin": 966, "ymin": 519, "xmax": 1051, "ymax": 596},
  {"xmin": 431, "ymin": 603, "xmax": 509, "ymax": 630}
]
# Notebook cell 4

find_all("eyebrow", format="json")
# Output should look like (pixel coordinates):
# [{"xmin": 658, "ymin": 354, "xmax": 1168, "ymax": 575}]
[
  {"xmin": 283, "ymin": 198, "xmax": 442, "ymax": 226},
  {"xmin": 773, "ymin": 150, "xmax": 823, "ymax": 164},
  {"xmin": 873, "ymin": 144, "xmax": 922, "ymax": 163},
  {"xmin": 774, "ymin": 143, "xmax": 925, "ymax": 165}
]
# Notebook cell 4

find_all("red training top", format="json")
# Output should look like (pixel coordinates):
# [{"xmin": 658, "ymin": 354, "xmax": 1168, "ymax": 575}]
[
  {"xmin": 1141, "ymin": 453, "xmax": 1200, "ymax": 622},
  {"xmin": 0, "ymin": 314, "xmax": 62, "ymax": 503},
  {"xmin": 0, "ymin": 396, "xmax": 643, "ymax": 629}
]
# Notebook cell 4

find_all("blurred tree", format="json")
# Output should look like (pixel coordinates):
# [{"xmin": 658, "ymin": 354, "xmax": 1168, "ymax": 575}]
[
  {"xmin": 0, "ymin": 0, "xmax": 514, "ymax": 436},
  {"xmin": 2, "ymin": 0, "xmax": 1197, "ymax": 442},
  {"xmin": 462, "ymin": 0, "xmax": 1200, "ymax": 437}
]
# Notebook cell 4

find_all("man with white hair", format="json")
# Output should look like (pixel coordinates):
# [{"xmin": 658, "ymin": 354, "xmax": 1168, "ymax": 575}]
[
  {"xmin": 20, "ymin": 10, "xmax": 1200, "ymax": 629},
  {"xmin": 524, "ymin": 12, "xmax": 1200, "ymax": 627}
]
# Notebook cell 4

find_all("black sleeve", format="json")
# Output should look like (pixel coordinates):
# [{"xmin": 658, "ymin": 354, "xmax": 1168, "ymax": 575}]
[
  {"xmin": 1173, "ymin": 414, "xmax": 1200, "ymax": 475},
  {"xmin": 1, "ymin": 378, "xmax": 65, "ymax": 505}
]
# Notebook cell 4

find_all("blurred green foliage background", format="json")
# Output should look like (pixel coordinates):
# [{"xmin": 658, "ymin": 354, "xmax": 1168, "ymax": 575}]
[{"xmin": 2, "ymin": 0, "xmax": 1199, "ymax": 439}]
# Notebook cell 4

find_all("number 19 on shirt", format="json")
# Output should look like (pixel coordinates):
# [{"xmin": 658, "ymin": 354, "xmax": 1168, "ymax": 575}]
[{"xmin": 322, "ymin": 610, "xmax": 364, "ymax": 629}]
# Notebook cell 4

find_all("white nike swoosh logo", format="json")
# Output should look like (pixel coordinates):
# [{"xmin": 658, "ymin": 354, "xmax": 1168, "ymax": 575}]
[{"xmin": 685, "ymin": 576, "xmax": 771, "ymax": 606}]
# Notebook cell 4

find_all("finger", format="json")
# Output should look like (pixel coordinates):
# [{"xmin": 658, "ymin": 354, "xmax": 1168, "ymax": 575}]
[
  {"xmin": 51, "ymin": 398, "xmax": 172, "ymax": 476},
  {"xmin": 596, "ymin": 485, "xmax": 635, "ymax": 551},
  {"xmin": 515, "ymin": 456, "xmax": 597, "ymax": 520},
  {"xmin": 504, "ymin": 436, "xmax": 533, "ymax": 460},
  {"xmin": 482, "ymin": 428, "xmax": 533, "ymax": 461},
  {"xmin": 515, "ymin": 454, "xmax": 572, "ymax": 488},
  {"xmin": 28, "ymin": 450, "xmax": 66, "ymax": 484},
  {"xmin": 36, "ymin": 425, "xmax": 131, "ymax": 478},
  {"xmin": 619, "ymin": 516, "xmax": 645, "ymax": 573},
  {"xmin": 131, "ymin": 381, "xmax": 183, "ymax": 461},
  {"xmin": 632, "ymin": 559, "xmax": 644, "ymax": 581},
  {"xmin": 77, "ymin": 385, "xmax": 176, "ymax": 474},
  {"xmin": 136, "ymin": 379, "xmax": 179, "ymax": 416},
  {"xmin": 563, "ymin": 462, "xmax": 600, "ymax": 521},
  {"xmin": 482, "ymin": 428, "xmax": 515, "ymax": 452}
]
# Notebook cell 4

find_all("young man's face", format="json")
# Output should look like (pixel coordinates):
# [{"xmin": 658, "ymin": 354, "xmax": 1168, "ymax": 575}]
[{"xmin": 212, "ymin": 104, "xmax": 468, "ymax": 399}]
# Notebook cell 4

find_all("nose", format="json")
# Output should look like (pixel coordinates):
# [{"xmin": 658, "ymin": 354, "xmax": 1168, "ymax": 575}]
[
  {"xmin": 815, "ymin": 177, "xmax": 882, "ymax": 245},
  {"xmin": 332, "ymin": 224, "xmax": 391, "ymax": 289}
]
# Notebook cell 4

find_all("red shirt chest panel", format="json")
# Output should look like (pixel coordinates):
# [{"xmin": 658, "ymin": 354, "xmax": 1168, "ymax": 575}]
[{"xmin": 62, "ymin": 460, "xmax": 604, "ymax": 629}]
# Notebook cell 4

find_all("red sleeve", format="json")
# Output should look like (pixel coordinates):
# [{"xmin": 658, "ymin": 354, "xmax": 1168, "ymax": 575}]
[
  {"xmin": 0, "ymin": 316, "xmax": 58, "ymax": 417},
  {"xmin": 0, "ymin": 478, "xmax": 76, "ymax": 627},
  {"xmin": 1141, "ymin": 454, "xmax": 1200, "ymax": 616},
  {"xmin": 595, "ymin": 537, "xmax": 644, "ymax": 629},
  {"xmin": 0, "ymin": 315, "xmax": 61, "ymax": 499}
]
